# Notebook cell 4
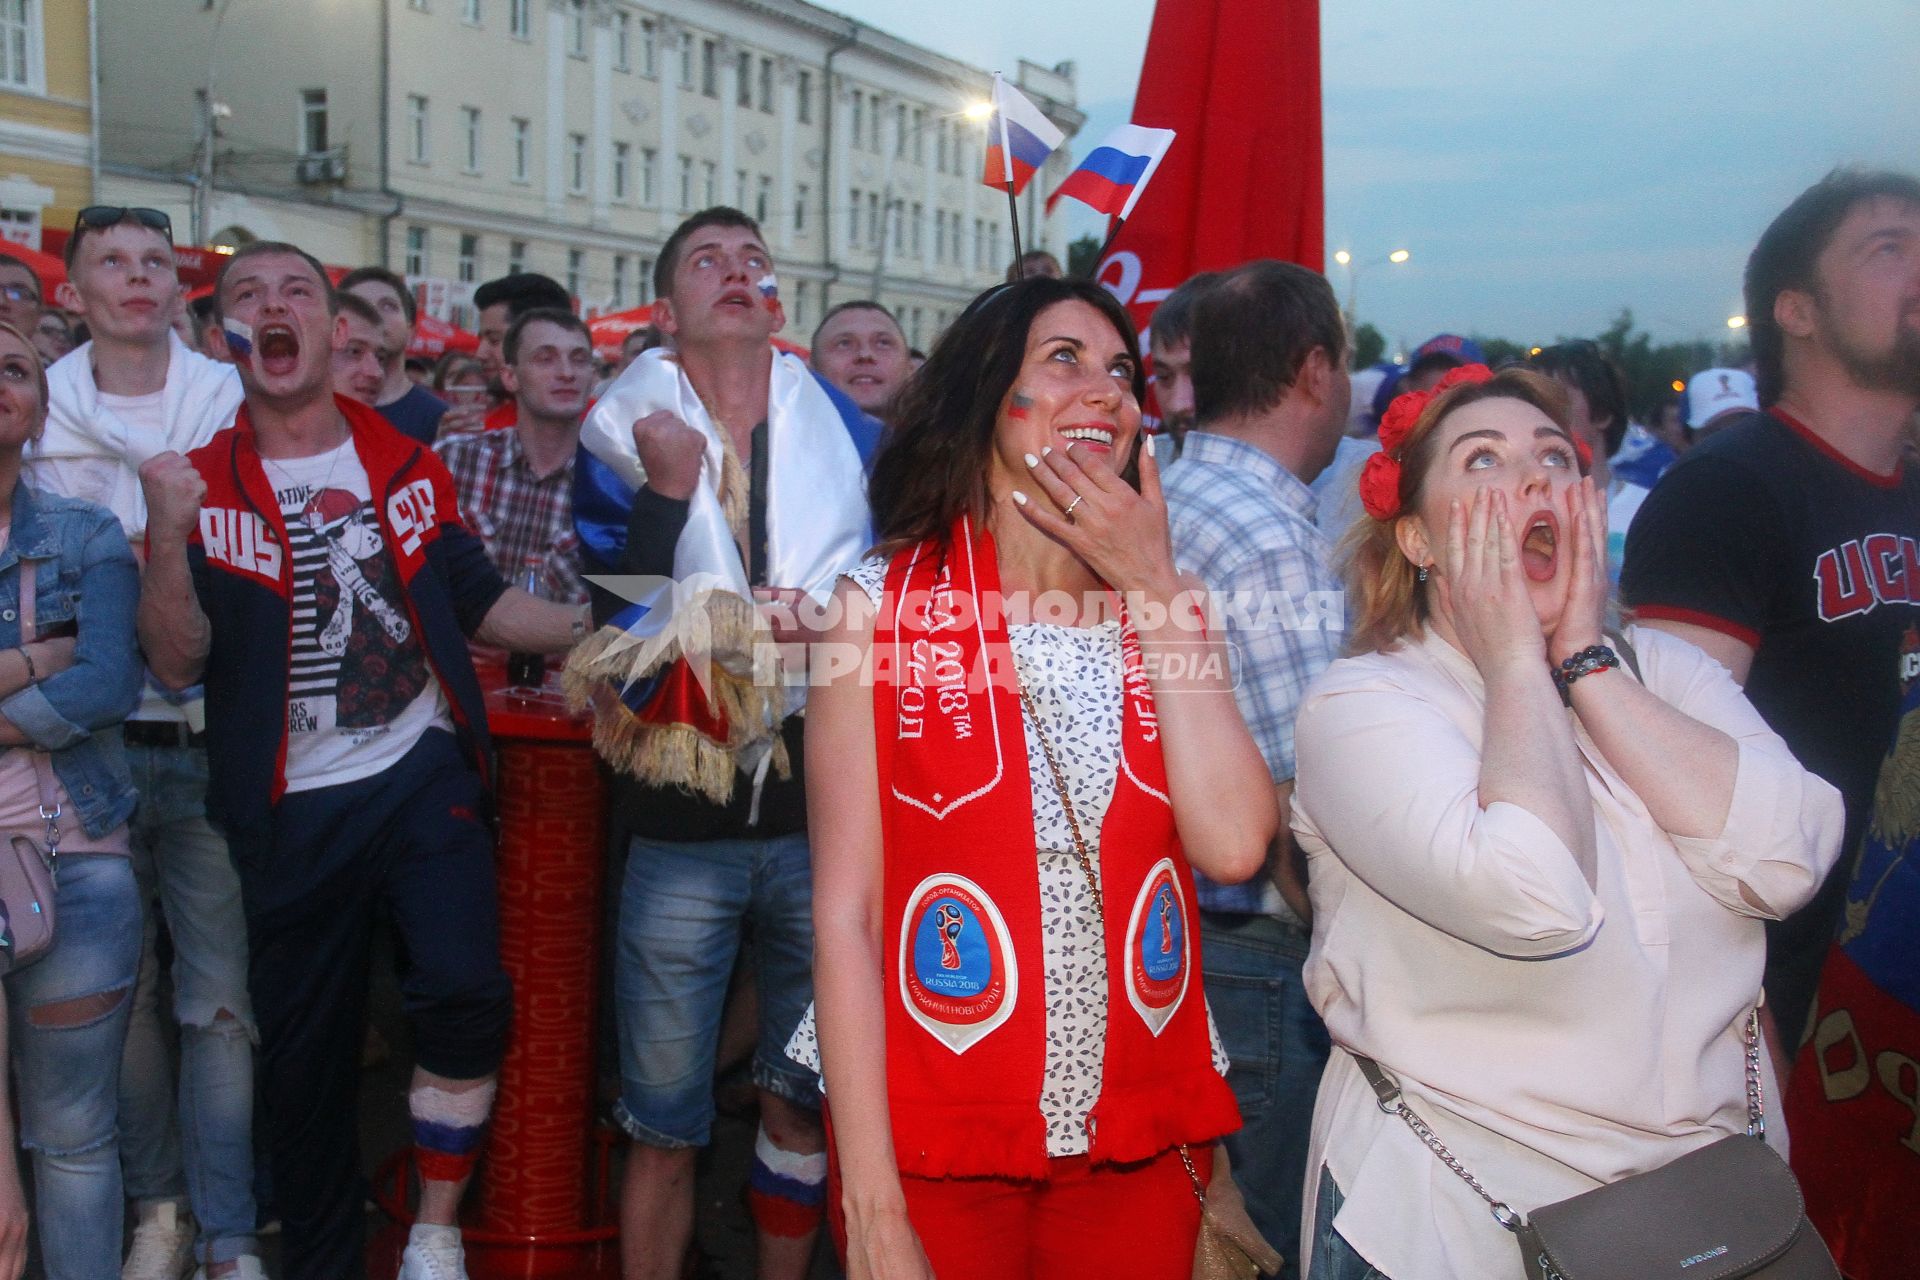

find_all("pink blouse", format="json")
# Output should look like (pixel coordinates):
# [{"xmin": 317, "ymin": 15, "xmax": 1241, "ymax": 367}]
[{"xmin": 1291, "ymin": 626, "xmax": 1844, "ymax": 1280}]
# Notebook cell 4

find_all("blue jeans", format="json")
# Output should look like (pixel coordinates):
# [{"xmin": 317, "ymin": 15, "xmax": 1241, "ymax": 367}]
[
  {"xmin": 1309, "ymin": 1165, "xmax": 1392, "ymax": 1280},
  {"xmin": 7, "ymin": 853, "xmax": 141, "ymax": 1280},
  {"xmin": 1200, "ymin": 911, "xmax": 1330, "ymax": 1280},
  {"xmin": 120, "ymin": 741, "xmax": 258, "ymax": 1264},
  {"xmin": 613, "ymin": 832, "xmax": 819, "ymax": 1148}
]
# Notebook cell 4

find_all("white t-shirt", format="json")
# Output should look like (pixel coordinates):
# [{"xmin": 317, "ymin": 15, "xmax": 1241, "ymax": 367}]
[
  {"xmin": 97, "ymin": 390, "xmax": 197, "ymax": 726},
  {"xmin": 263, "ymin": 442, "xmax": 452, "ymax": 791}
]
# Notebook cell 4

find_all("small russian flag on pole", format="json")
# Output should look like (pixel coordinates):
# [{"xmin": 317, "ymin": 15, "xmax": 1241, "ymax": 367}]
[
  {"xmin": 982, "ymin": 73, "xmax": 1065, "ymax": 197},
  {"xmin": 1047, "ymin": 124, "xmax": 1177, "ymax": 220}
]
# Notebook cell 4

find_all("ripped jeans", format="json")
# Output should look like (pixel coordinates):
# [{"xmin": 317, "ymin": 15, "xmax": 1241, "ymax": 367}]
[{"xmin": 6, "ymin": 852, "xmax": 141, "ymax": 1280}]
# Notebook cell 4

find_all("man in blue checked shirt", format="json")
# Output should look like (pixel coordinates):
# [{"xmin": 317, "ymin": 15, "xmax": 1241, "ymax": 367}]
[{"xmin": 1159, "ymin": 261, "xmax": 1351, "ymax": 1279}]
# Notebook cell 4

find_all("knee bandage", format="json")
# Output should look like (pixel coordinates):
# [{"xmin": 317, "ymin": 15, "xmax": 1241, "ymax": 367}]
[
  {"xmin": 746, "ymin": 1123, "xmax": 827, "ymax": 1238},
  {"xmin": 410, "ymin": 1079, "xmax": 498, "ymax": 1184}
]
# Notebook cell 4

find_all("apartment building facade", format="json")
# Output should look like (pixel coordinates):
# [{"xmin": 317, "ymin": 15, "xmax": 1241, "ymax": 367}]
[
  {"xmin": 0, "ymin": 0, "xmax": 96, "ymax": 251},
  {"xmin": 94, "ymin": 0, "xmax": 1081, "ymax": 347}
]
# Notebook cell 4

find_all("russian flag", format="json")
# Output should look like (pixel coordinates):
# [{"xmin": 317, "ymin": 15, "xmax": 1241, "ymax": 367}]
[
  {"xmin": 1047, "ymin": 125, "xmax": 1177, "ymax": 220},
  {"xmin": 982, "ymin": 73, "xmax": 1065, "ymax": 196}
]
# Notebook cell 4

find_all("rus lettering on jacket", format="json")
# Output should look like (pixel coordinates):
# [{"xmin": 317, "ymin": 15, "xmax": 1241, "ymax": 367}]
[{"xmin": 198, "ymin": 507, "xmax": 283, "ymax": 580}]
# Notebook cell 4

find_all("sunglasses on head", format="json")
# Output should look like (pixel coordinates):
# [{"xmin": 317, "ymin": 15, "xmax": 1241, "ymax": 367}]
[{"xmin": 73, "ymin": 206, "xmax": 174, "ymax": 240}]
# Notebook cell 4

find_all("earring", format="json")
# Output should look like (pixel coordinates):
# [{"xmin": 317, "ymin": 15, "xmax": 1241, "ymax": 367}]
[{"xmin": 1416, "ymin": 565, "xmax": 1429, "ymax": 583}]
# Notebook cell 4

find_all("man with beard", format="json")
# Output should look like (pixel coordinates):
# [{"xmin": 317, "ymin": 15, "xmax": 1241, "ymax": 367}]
[
  {"xmin": 136, "ymin": 241, "xmax": 589, "ymax": 1280},
  {"xmin": 1623, "ymin": 168, "xmax": 1920, "ymax": 1071},
  {"xmin": 1146, "ymin": 270, "xmax": 1217, "ymax": 458},
  {"xmin": 809, "ymin": 301, "xmax": 912, "ymax": 423}
]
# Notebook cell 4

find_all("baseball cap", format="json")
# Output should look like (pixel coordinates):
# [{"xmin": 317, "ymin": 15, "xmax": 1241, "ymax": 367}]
[
  {"xmin": 1411, "ymin": 333, "xmax": 1485, "ymax": 368},
  {"xmin": 1684, "ymin": 368, "xmax": 1758, "ymax": 429}
]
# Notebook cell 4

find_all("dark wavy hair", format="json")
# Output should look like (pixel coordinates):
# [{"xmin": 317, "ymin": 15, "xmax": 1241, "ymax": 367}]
[{"xmin": 868, "ymin": 277, "xmax": 1147, "ymax": 553}]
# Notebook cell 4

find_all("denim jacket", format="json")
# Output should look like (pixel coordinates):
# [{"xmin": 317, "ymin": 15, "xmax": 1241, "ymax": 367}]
[{"xmin": 0, "ymin": 482, "xmax": 142, "ymax": 836}]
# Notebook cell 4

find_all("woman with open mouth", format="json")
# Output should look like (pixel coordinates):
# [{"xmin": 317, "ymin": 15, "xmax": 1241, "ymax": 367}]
[{"xmin": 1290, "ymin": 364, "xmax": 1845, "ymax": 1280}]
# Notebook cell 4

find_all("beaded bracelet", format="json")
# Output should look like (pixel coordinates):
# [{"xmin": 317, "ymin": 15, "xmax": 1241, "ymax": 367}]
[{"xmin": 1552, "ymin": 644, "xmax": 1619, "ymax": 701}]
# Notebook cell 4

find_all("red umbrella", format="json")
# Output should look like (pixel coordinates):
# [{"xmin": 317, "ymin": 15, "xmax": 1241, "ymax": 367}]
[
  {"xmin": 1, "ymin": 243, "xmax": 67, "ymax": 298},
  {"xmin": 408, "ymin": 313, "xmax": 481, "ymax": 360},
  {"xmin": 587, "ymin": 304, "xmax": 810, "ymax": 362}
]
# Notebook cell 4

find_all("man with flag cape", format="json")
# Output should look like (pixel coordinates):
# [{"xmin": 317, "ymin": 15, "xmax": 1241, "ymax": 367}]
[{"xmin": 566, "ymin": 206, "xmax": 878, "ymax": 1278}]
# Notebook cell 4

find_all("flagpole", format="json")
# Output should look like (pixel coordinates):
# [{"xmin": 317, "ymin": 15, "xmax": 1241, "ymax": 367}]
[
  {"xmin": 1094, "ymin": 215, "xmax": 1126, "ymax": 268},
  {"xmin": 995, "ymin": 73, "xmax": 1024, "ymax": 270}
]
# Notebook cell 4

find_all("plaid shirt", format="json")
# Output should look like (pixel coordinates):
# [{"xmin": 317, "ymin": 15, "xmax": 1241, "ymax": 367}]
[
  {"xmin": 1162, "ymin": 431, "xmax": 1345, "ymax": 918},
  {"xmin": 434, "ymin": 427, "xmax": 588, "ymax": 604}
]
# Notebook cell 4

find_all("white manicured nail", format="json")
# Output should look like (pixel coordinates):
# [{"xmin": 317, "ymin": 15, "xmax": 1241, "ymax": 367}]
[
  {"xmin": 1144, "ymin": 432, "xmax": 1157, "ymax": 458},
  {"xmin": 1023, "ymin": 452, "xmax": 1040, "ymax": 467},
  {"xmin": 1041, "ymin": 446, "xmax": 1053, "ymax": 457},
  {"xmin": 1011, "ymin": 490, "xmax": 1029, "ymax": 506}
]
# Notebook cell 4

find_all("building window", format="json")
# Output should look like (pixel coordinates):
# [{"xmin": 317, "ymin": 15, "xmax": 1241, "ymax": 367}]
[
  {"xmin": 734, "ymin": 168, "xmax": 747, "ymax": 209},
  {"xmin": 677, "ymin": 155, "xmax": 693, "ymax": 210},
  {"xmin": 850, "ymin": 93, "xmax": 863, "ymax": 152},
  {"xmin": 847, "ymin": 188, "xmax": 861, "ymax": 247},
  {"xmin": 910, "ymin": 307, "xmax": 923, "ymax": 347},
  {"xmin": 912, "ymin": 202, "xmax": 924, "ymax": 253},
  {"xmin": 299, "ymin": 88, "xmax": 329, "ymax": 155},
  {"xmin": 511, "ymin": 117, "xmax": 530, "ymax": 183},
  {"xmin": 639, "ymin": 257, "xmax": 654, "ymax": 305},
  {"xmin": 700, "ymin": 39, "xmax": 716, "ymax": 97},
  {"xmin": 794, "ymin": 184, "xmax": 808, "ymax": 233},
  {"xmin": 404, "ymin": 225, "xmax": 427, "ymax": 276},
  {"xmin": 701, "ymin": 160, "xmax": 716, "ymax": 207},
  {"xmin": 461, "ymin": 106, "xmax": 481, "ymax": 173},
  {"xmin": 508, "ymin": 0, "xmax": 529, "ymax": 39},
  {"xmin": 508, "ymin": 239, "xmax": 527, "ymax": 274},
  {"xmin": 934, "ymin": 210, "xmax": 945, "ymax": 261},
  {"xmin": 639, "ymin": 18, "xmax": 656, "ymax": 77},
  {"xmin": 796, "ymin": 70, "xmax": 812, "ymax": 124},
  {"xmin": 457, "ymin": 232, "xmax": 478, "ymax": 283},
  {"xmin": 612, "ymin": 254, "xmax": 629, "ymax": 307},
  {"xmin": 567, "ymin": 0, "xmax": 586, "ymax": 57},
  {"xmin": 678, "ymin": 31, "xmax": 694, "ymax": 88},
  {"xmin": 912, "ymin": 108, "xmax": 925, "ymax": 163},
  {"xmin": 867, "ymin": 192, "xmax": 880, "ymax": 247},
  {"xmin": 566, "ymin": 249, "xmax": 584, "ymax": 298},
  {"xmin": 868, "ymin": 94, "xmax": 881, "ymax": 151},
  {"xmin": 462, "ymin": 0, "xmax": 479, "ymax": 22},
  {"xmin": 792, "ymin": 281, "xmax": 808, "ymax": 329},
  {"xmin": 758, "ymin": 57, "xmax": 772, "ymax": 113},
  {"xmin": 935, "ymin": 120, "xmax": 948, "ymax": 174},
  {"xmin": 639, "ymin": 147, "xmax": 657, "ymax": 203},
  {"xmin": 406, "ymin": 95, "xmax": 429, "ymax": 164},
  {"xmin": 735, "ymin": 50, "xmax": 751, "ymax": 107},
  {"xmin": 894, "ymin": 102, "xmax": 906, "ymax": 156},
  {"xmin": 974, "ymin": 217, "xmax": 985, "ymax": 266},
  {"xmin": 613, "ymin": 11, "xmax": 630, "ymax": 71},
  {"xmin": 568, "ymin": 132, "xmax": 587, "ymax": 194},
  {"xmin": 755, "ymin": 175, "xmax": 771, "ymax": 224},
  {"xmin": 612, "ymin": 141, "xmax": 630, "ymax": 200},
  {"xmin": 0, "ymin": 0, "xmax": 31, "ymax": 91}
]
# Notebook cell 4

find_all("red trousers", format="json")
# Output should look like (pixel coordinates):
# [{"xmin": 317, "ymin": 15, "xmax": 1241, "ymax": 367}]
[{"xmin": 833, "ymin": 1144, "xmax": 1211, "ymax": 1280}]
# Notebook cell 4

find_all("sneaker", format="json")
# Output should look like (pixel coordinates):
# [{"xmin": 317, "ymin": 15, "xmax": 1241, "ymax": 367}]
[
  {"xmin": 398, "ymin": 1223, "xmax": 469, "ymax": 1280},
  {"xmin": 192, "ymin": 1259, "xmax": 268, "ymax": 1280},
  {"xmin": 122, "ymin": 1202, "xmax": 195, "ymax": 1280}
]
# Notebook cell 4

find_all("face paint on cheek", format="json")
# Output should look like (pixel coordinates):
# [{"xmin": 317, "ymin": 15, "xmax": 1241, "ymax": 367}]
[
  {"xmin": 756, "ymin": 273, "xmax": 779, "ymax": 313},
  {"xmin": 1008, "ymin": 391, "xmax": 1035, "ymax": 420},
  {"xmin": 223, "ymin": 317, "xmax": 254, "ymax": 358}
]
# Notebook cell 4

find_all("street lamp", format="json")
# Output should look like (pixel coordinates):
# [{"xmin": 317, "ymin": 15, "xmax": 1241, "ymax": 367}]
[
  {"xmin": 1332, "ymin": 248, "xmax": 1411, "ymax": 330},
  {"xmin": 1726, "ymin": 314, "xmax": 1748, "ymax": 330}
]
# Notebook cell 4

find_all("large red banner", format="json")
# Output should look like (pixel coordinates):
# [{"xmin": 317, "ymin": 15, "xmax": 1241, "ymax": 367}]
[{"xmin": 1096, "ymin": 0, "xmax": 1324, "ymax": 336}]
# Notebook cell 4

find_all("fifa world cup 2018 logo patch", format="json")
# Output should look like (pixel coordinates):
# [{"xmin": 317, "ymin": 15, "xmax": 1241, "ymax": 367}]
[
  {"xmin": 936, "ymin": 903, "xmax": 965, "ymax": 970},
  {"xmin": 1126, "ymin": 860, "xmax": 1191, "ymax": 1037},
  {"xmin": 1156, "ymin": 886, "xmax": 1176, "ymax": 954}
]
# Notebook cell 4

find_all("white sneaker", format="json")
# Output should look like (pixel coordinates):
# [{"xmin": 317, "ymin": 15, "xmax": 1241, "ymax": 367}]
[
  {"xmin": 192, "ymin": 1259, "xmax": 268, "ymax": 1280},
  {"xmin": 122, "ymin": 1202, "xmax": 195, "ymax": 1280},
  {"xmin": 398, "ymin": 1223, "xmax": 469, "ymax": 1280}
]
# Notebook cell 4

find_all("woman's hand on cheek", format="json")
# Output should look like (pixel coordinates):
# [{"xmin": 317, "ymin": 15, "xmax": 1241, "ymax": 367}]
[
  {"xmin": 1013, "ymin": 436, "xmax": 1180, "ymax": 598},
  {"xmin": 1442, "ymin": 487, "xmax": 1549, "ymax": 680},
  {"xmin": 1548, "ymin": 477, "xmax": 1609, "ymax": 666}
]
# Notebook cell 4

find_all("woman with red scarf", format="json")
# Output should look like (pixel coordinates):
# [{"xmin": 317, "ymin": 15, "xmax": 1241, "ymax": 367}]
[{"xmin": 805, "ymin": 278, "xmax": 1277, "ymax": 1279}]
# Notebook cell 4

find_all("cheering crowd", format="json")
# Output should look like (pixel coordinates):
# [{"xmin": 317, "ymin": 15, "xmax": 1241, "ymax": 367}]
[{"xmin": 0, "ymin": 163, "xmax": 1906, "ymax": 1280}]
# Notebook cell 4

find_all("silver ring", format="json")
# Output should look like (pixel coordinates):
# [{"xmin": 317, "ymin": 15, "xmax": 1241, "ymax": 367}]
[{"xmin": 1062, "ymin": 494, "xmax": 1084, "ymax": 522}]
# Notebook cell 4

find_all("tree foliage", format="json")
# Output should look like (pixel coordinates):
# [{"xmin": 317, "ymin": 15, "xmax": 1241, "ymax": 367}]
[
  {"xmin": 1349, "ymin": 322, "xmax": 1385, "ymax": 370},
  {"xmin": 1067, "ymin": 234, "xmax": 1103, "ymax": 279}
]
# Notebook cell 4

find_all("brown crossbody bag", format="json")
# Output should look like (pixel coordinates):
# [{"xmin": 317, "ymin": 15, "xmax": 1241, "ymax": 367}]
[
  {"xmin": 0, "ymin": 557, "xmax": 64, "ymax": 974},
  {"xmin": 1350, "ymin": 1008, "xmax": 1836, "ymax": 1279}
]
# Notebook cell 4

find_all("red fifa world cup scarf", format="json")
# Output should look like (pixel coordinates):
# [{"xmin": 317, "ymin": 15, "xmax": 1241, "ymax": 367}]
[{"xmin": 874, "ymin": 516, "xmax": 1240, "ymax": 1179}]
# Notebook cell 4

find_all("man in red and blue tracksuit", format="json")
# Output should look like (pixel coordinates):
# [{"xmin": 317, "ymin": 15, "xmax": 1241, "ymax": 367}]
[{"xmin": 138, "ymin": 240, "xmax": 587, "ymax": 1280}]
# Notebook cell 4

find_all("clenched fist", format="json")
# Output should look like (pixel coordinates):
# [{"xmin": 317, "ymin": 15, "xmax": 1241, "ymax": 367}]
[
  {"xmin": 631, "ymin": 411, "xmax": 707, "ymax": 501},
  {"xmin": 139, "ymin": 451, "xmax": 207, "ymax": 546}
]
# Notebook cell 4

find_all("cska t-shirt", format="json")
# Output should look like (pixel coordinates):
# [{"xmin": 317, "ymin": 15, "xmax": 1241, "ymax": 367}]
[
  {"xmin": 1622, "ymin": 408, "xmax": 1920, "ymax": 850},
  {"xmin": 262, "ymin": 441, "xmax": 452, "ymax": 791}
]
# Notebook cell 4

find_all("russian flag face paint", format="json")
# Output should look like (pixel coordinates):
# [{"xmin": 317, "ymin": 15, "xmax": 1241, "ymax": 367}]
[
  {"xmin": 223, "ymin": 316, "xmax": 254, "ymax": 358},
  {"xmin": 1007, "ymin": 390, "xmax": 1035, "ymax": 421},
  {"xmin": 757, "ymin": 273, "xmax": 779, "ymax": 313}
]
